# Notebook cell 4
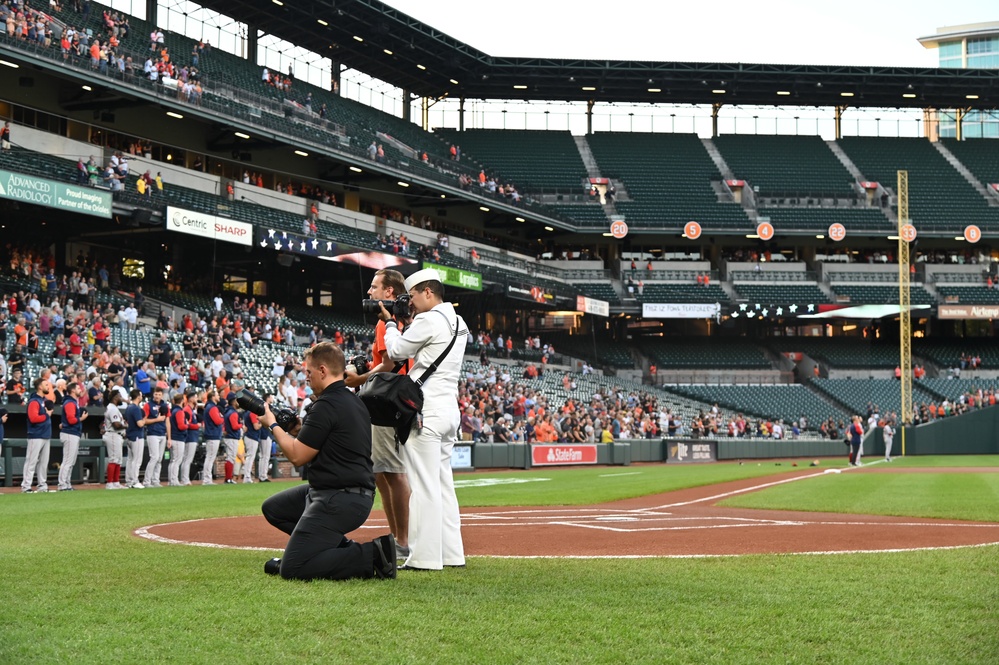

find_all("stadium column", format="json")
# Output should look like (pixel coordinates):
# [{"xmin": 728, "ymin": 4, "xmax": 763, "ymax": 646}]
[
  {"xmin": 247, "ymin": 26, "xmax": 258, "ymax": 64},
  {"xmin": 955, "ymin": 108, "xmax": 966, "ymax": 141},
  {"xmin": 146, "ymin": 0, "xmax": 157, "ymax": 30},
  {"xmin": 459, "ymin": 98, "xmax": 465, "ymax": 131},
  {"xmin": 711, "ymin": 104, "xmax": 722, "ymax": 138},
  {"xmin": 403, "ymin": 91, "xmax": 411, "ymax": 123},
  {"xmin": 835, "ymin": 106, "xmax": 847, "ymax": 140},
  {"xmin": 586, "ymin": 100, "xmax": 594, "ymax": 135}
]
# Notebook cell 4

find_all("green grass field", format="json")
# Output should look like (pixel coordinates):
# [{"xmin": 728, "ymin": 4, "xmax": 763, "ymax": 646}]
[{"xmin": 3, "ymin": 457, "xmax": 998, "ymax": 664}]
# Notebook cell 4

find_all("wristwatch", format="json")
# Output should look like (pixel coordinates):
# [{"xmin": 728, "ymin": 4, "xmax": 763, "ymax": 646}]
[{"xmin": 268, "ymin": 422, "xmax": 280, "ymax": 432}]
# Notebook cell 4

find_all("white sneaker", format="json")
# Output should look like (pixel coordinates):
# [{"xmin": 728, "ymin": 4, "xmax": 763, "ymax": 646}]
[
  {"xmin": 106, "ymin": 483, "xmax": 115, "ymax": 490},
  {"xmin": 202, "ymin": 480, "xmax": 215, "ymax": 485},
  {"xmin": 131, "ymin": 482, "xmax": 145, "ymax": 489},
  {"xmin": 242, "ymin": 478, "xmax": 254, "ymax": 484}
]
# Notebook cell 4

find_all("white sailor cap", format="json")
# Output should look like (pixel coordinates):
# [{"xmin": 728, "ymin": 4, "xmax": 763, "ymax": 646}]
[{"xmin": 404, "ymin": 268, "xmax": 444, "ymax": 292}]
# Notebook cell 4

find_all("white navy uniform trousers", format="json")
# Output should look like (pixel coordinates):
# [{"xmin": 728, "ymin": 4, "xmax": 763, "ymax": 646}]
[{"xmin": 384, "ymin": 302, "xmax": 468, "ymax": 570}]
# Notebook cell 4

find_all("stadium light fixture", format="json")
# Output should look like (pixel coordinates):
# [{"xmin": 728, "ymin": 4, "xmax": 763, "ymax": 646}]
[
  {"xmin": 271, "ymin": 0, "xmax": 282, "ymax": 5},
  {"xmin": 515, "ymin": 217, "xmax": 525, "ymax": 222},
  {"xmin": 954, "ymin": 236, "xmax": 966, "ymax": 241},
  {"xmin": 397, "ymin": 181, "xmax": 410, "ymax": 187},
  {"xmin": 712, "ymin": 89, "xmax": 725, "ymax": 94},
  {"xmin": 450, "ymin": 79, "xmax": 459, "ymax": 85},
  {"xmin": 966, "ymin": 94, "xmax": 979, "ymax": 100},
  {"xmin": 840, "ymin": 92, "xmax": 855, "ymax": 97},
  {"xmin": 816, "ymin": 235, "xmax": 825, "ymax": 239},
  {"xmin": 513, "ymin": 85, "xmax": 527, "ymax": 90},
  {"xmin": 384, "ymin": 49, "xmax": 393, "ymax": 55},
  {"xmin": 317, "ymin": 19, "xmax": 328, "ymax": 26},
  {"xmin": 294, "ymin": 150, "xmax": 309, "ymax": 157},
  {"xmin": 648, "ymin": 88, "xmax": 661, "ymax": 93},
  {"xmin": 888, "ymin": 235, "xmax": 900, "ymax": 240},
  {"xmin": 0, "ymin": 60, "xmax": 19, "ymax": 68},
  {"xmin": 349, "ymin": 166, "xmax": 363, "ymax": 173},
  {"xmin": 82, "ymin": 85, "xmax": 92, "ymax": 91},
  {"xmin": 746, "ymin": 234, "xmax": 760, "ymax": 239},
  {"xmin": 777, "ymin": 90, "xmax": 791, "ymax": 96},
  {"xmin": 479, "ymin": 206, "xmax": 490, "ymax": 212},
  {"xmin": 601, "ymin": 232, "xmax": 613, "ymax": 237},
  {"xmin": 417, "ymin": 64, "xmax": 426, "ymax": 70},
  {"xmin": 903, "ymin": 93, "xmax": 917, "ymax": 98},
  {"xmin": 544, "ymin": 226, "xmax": 555, "ymax": 231},
  {"xmin": 582, "ymin": 86, "xmax": 596, "ymax": 91},
  {"xmin": 234, "ymin": 132, "xmax": 250, "ymax": 139},
  {"xmin": 440, "ymin": 194, "xmax": 446, "ymax": 198},
  {"xmin": 166, "ymin": 111, "xmax": 184, "ymax": 119}
]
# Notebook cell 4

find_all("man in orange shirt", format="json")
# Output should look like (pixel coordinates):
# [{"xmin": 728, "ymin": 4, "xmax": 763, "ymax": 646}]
[{"xmin": 345, "ymin": 269, "xmax": 412, "ymax": 560}]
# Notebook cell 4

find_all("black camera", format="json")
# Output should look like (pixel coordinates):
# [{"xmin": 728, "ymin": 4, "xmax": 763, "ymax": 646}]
[
  {"xmin": 235, "ymin": 389, "xmax": 299, "ymax": 431},
  {"xmin": 351, "ymin": 355, "xmax": 369, "ymax": 375},
  {"xmin": 361, "ymin": 295, "xmax": 411, "ymax": 318}
]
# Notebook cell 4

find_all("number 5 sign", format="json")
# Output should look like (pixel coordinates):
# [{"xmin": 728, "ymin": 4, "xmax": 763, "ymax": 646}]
[{"xmin": 684, "ymin": 221, "xmax": 702, "ymax": 240}]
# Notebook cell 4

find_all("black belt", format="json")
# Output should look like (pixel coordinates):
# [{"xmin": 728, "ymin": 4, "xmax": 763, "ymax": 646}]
[{"xmin": 339, "ymin": 487, "xmax": 375, "ymax": 497}]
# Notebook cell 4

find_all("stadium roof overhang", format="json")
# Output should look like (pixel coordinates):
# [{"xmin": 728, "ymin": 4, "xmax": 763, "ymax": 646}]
[{"xmin": 211, "ymin": 0, "xmax": 999, "ymax": 109}]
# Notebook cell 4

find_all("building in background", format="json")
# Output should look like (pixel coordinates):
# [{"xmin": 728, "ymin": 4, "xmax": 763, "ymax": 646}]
[{"xmin": 919, "ymin": 22, "xmax": 999, "ymax": 139}]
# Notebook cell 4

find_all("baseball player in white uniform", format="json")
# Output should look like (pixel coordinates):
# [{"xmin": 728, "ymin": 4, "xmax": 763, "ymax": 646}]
[
  {"xmin": 103, "ymin": 387, "xmax": 127, "ymax": 489},
  {"xmin": 883, "ymin": 422, "xmax": 894, "ymax": 462},
  {"xmin": 382, "ymin": 268, "xmax": 468, "ymax": 571}
]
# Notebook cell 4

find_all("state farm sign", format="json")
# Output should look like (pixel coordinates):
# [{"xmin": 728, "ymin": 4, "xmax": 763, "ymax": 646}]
[
  {"xmin": 531, "ymin": 444, "xmax": 598, "ymax": 466},
  {"xmin": 167, "ymin": 206, "xmax": 252, "ymax": 246}
]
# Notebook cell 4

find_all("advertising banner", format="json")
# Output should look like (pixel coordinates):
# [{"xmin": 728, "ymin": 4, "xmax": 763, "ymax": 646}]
[
  {"xmin": 0, "ymin": 168, "xmax": 112, "ymax": 218},
  {"xmin": 451, "ymin": 445, "xmax": 473, "ymax": 469},
  {"xmin": 643, "ymin": 302, "xmax": 721, "ymax": 319},
  {"xmin": 666, "ymin": 440, "xmax": 717, "ymax": 464},
  {"xmin": 421, "ymin": 261, "xmax": 483, "ymax": 291},
  {"xmin": 166, "ymin": 206, "xmax": 252, "ymax": 246},
  {"xmin": 531, "ymin": 444, "xmax": 598, "ymax": 466},
  {"xmin": 576, "ymin": 295, "xmax": 610, "ymax": 317},
  {"xmin": 937, "ymin": 304, "xmax": 999, "ymax": 319}
]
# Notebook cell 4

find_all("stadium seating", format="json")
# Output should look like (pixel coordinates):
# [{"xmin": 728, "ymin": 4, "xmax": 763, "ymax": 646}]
[
  {"xmin": 915, "ymin": 341, "xmax": 999, "ymax": 370},
  {"xmin": 577, "ymin": 282, "xmax": 619, "ymax": 304},
  {"xmin": 830, "ymin": 284, "xmax": 935, "ymax": 305},
  {"xmin": 811, "ymin": 377, "xmax": 936, "ymax": 416},
  {"xmin": 713, "ymin": 135, "xmax": 855, "ymax": 198},
  {"xmin": 665, "ymin": 383, "xmax": 847, "ymax": 428},
  {"xmin": 935, "ymin": 284, "xmax": 999, "ymax": 304},
  {"xmin": 768, "ymin": 339, "xmax": 900, "ymax": 369},
  {"xmin": 758, "ymin": 206, "xmax": 893, "ymax": 232},
  {"xmin": 733, "ymin": 283, "xmax": 831, "ymax": 304},
  {"xmin": 586, "ymin": 132, "xmax": 750, "ymax": 229},
  {"xmin": 940, "ymin": 138, "xmax": 999, "ymax": 188},
  {"xmin": 916, "ymin": 378, "xmax": 999, "ymax": 403},
  {"xmin": 435, "ymin": 129, "xmax": 587, "ymax": 192},
  {"xmin": 642, "ymin": 338, "xmax": 771, "ymax": 369},
  {"xmin": 636, "ymin": 283, "xmax": 728, "ymax": 304},
  {"xmin": 838, "ymin": 137, "xmax": 999, "ymax": 233},
  {"xmin": 544, "ymin": 203, "xmax": 610, "ymax": 227}
]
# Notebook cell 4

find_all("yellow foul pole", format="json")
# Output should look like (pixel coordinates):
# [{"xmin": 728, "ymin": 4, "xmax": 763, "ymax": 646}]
[{"xmin": 897, "ymin": 170, "xmax": 911, "ymax": 456}]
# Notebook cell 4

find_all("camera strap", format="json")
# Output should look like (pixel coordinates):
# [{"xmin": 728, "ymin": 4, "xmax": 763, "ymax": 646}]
[{"xmin": 413, "ymin": 311, "xmax": 459, "ymax": 389}]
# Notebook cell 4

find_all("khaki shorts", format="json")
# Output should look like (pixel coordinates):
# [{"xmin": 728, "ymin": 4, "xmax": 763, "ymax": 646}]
[{"xmin": 372, "ymin": 424, "xmax": 406, "ymax": 474}]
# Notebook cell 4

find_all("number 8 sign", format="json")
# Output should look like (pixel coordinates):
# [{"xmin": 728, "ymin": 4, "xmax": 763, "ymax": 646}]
[{"xmin": 965, "ymin": 225, "xmax": 981, "ymax": 244}]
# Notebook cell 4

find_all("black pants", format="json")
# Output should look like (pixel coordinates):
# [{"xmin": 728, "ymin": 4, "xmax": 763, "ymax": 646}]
[{"xmin": 262, "ymin": 484, "xmax": 375, "ymax": 581}]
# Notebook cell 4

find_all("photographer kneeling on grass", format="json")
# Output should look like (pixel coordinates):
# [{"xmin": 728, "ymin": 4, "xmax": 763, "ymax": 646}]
[{"xmin": 259, "ymin": 342, "xmax": 397, "ymax": 581}]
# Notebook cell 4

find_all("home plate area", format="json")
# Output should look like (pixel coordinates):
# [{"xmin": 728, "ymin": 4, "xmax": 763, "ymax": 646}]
[{"xmin": 137, "ymin": 471, "xmax": 999, "ymax": 558}]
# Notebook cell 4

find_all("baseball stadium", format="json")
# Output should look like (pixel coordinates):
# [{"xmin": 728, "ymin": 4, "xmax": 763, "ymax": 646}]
[{"xmin": 2, "ymin": 0, "xmax": 999, "ymax": 661}]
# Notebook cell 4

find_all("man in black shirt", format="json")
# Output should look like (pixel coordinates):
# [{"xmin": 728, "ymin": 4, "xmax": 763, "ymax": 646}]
[{"xmin": 260, "ymin": 341, "xmax": 396, "ymax": 581}]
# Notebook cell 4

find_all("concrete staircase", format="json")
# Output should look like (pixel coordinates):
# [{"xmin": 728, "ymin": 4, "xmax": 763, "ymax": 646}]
[
  {"xmin": 932, "ymin": 141, "xmax": 999, "ymax": 206},
  {"xmin": 573, "ymin": 135, "xmax": 602, "ymax": 178},
  {"xmin": 826, "ymin": 140, "xmax": 866, "ymax": 181},
  {"xmin": 701, "ymin": 138, "xmax": 735, "ymax": 180}
]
